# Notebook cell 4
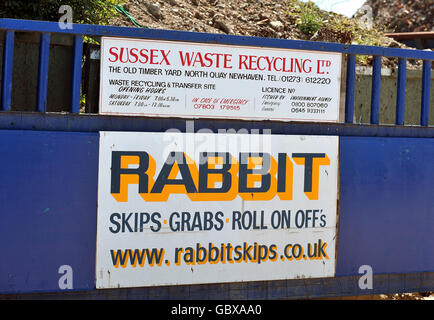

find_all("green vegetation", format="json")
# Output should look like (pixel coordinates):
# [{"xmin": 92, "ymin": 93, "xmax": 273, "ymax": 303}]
[
  {"xmin": 297, "ymin": 11, "xmax": 323, "ymax": 36},
  {"xmin": 291, "ymin": 1, "xmax": 324, "ymax": 36},
  {"xmin": 0, "ymin": 0, "xmax": 123, "ymax": 25}
]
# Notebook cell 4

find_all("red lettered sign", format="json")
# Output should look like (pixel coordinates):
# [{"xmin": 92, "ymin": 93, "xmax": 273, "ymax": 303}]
[{"xmin": 100, "ymin": 37, "xmax": 342, "ymax": 122}]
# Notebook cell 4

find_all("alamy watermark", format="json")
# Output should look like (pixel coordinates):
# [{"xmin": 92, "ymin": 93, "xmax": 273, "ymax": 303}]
[
  {"xmin": 358, "ymin": 265, "xmax": 373, "ymax": 290},
  {"xmin": 58, "ymin": 5, "xmax": 73, "ymax": 30},
  {"xmin": 58, "ymin": 264, "xmax": 73, "ymax": 290},
  {"xmin": 162, "ymin": 121, "xmax": 272, "ymax": 166}
]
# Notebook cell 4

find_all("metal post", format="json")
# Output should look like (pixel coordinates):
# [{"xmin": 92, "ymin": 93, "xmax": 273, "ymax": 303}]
[
  {"xmin": 71, "ymin": 35, "xmax": 83, "ymax": 114},
  {"xmin": 370, "ymin": 55, "xmax": 382, "ymax": 125},
  {"xmin": 345, "ymin": 54, "xmax": 356, "ymax": 124},
  {"xmin": 420, "ymin": 60, "xmax": 431, "ymax": 127},
  {"xmin": 1, "ymin": 31, "xmax": 15, "ymax": 111},
  {"xmin": 395, "ymin": 58, "xmax": 407, "ymax": 125},
  {"xmin": 36, "ymin": 33, "xmax": 51, "ymax": 113}
]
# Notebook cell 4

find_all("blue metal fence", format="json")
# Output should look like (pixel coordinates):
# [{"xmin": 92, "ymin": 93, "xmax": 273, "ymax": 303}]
[
  {"xmin": 0, "ymin": 18, "xmax": 433, "ymax": 299},
  {"xmin": 0, "ymin": 18, "xmax": 433, "ymax": 126}
]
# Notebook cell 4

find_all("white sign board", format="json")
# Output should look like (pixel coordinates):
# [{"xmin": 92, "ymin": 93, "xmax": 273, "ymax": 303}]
[
  {"xmin": 99, "ymin": 37, "xmax": 342, "ymax": 122},
  {"xmin": 96, "ymin": 131, "xmax": 339, "ymax": 288}
]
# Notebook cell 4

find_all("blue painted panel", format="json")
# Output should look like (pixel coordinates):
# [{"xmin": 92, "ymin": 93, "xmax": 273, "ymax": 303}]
[
  {"xmin": 0, "ymin": 130, "xmax": 99, "ymax": 293},
  {"xmin": 337, "ymin": 137, "xmax": 434, "ymax": 276},
  {"xmin": 0, "ymin": 113, "xmax": 433, "ymax": 138}
]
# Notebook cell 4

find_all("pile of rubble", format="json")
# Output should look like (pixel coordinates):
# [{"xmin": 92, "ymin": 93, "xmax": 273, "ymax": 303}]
[
  {"xmin": 109, "ymin": 0, "xmax": 392, "ymax": 45},
  {"xmin": 112, "ymin": 0, "xmax": 311, "ymax": 42},
  {"xmin": 108, "ymin": 0, "xmax": 424, "ymax": 68},
  {"xmin": 111, "ymin": 0, "xmax": 306, "ymax": 40},
  {"xmin": 363, "ymin": 0, "xmax": 434, "ymax": 33}
]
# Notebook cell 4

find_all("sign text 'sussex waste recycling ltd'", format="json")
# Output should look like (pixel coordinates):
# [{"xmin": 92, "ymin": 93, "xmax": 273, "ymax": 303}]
[{"xmin": 99, "ymin": 37, "xmax": 342, "ymax": 122}]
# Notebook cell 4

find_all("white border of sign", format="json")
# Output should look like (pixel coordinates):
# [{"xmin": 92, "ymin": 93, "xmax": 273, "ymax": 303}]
[
  {"xmin": 96, "ymin": 132, "xmax": 339, "ymax": 289},
  {"xmin": 99, "ymin": 37, "xmax": 342, "ymax": 122}
]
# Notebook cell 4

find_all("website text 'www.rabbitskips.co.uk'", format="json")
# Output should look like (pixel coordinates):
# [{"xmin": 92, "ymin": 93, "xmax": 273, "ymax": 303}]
[{"xmin": 109, "ymin": 240, "xmax": 330, "ymax": 268}]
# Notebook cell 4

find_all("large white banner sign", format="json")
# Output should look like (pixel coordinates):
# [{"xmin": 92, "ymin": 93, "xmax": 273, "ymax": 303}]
[
  {"xmin": 99, "ymin": 37, "xmax": 342, "ymax": 122},
  {"xmin": 96, "ymin": 131, "xmax": 339, "ymax": 288}
]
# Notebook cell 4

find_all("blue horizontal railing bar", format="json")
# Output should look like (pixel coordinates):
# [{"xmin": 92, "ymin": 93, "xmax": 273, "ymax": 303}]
[
  {"xmin": 1, "ymin": 18, "xmax": 434, "ymax": 60},
  {"xmin": 0, "ymin": 112, "xmax": 432, "ymax": 138}
]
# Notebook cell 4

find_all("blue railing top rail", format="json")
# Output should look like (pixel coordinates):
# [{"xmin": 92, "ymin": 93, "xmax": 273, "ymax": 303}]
[
  {"xmin": 0, "ymin": 18, "xmax": 433, "ymax": 126},
  {"xmin": 1, "ymin": 18, "xmax": 434, "ymax": 60}
]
